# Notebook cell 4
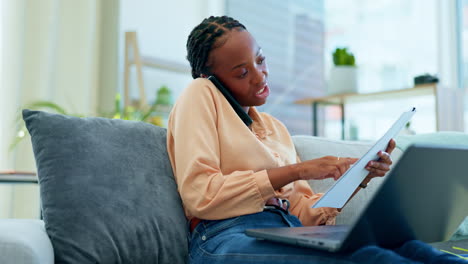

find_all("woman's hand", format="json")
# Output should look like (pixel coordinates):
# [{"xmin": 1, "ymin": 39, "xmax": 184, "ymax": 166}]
[
  {"xmin": 267, "ymin": 156, "xmax": 357, "ymax": 190},
  {"xmin": 297, "ymin": 156, "xmax": 358, "ymax": 181},
  {"xmin": 361, "ymin": 139, "xmax": 396, "ymax": 187}
]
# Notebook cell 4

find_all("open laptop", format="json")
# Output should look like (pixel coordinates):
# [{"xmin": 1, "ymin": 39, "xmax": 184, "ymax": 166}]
[{"xmin": 246, "ymin": 144, "xmax": 468, "ymax": 253}]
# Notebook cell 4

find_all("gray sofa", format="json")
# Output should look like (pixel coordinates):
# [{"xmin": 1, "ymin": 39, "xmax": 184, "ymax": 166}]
[{"xmin": 0, "ymin": 110, "xmax": 467, "ymax": 263}]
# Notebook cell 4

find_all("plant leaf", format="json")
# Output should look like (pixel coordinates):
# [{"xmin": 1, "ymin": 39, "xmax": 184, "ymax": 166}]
[{"xmin": 25, "ymin": 101, "xmax": 68, "ymax": 115}]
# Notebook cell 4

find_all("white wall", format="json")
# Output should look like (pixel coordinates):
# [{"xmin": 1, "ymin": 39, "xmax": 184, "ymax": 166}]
[
  {"xmin": 119, "ymin": 0, "xmax": 225, "ymax": 102},
  {"xmin": 2, "ymin": 0, "xmax": 220, "ymax": 219},
  {"xmin": 436, "ymin": 0, "xmax": 465, "ymax": 131},
  {"xmin": 0, "ymin": 0, "xmax": 26, "ymax": 218},
  {"xmin": 1, "ymin": 0, "xmax": 221, "ymax": 219},
  {"xmin": 0, "ymin": 0, "xmax": 119, "ymax": 218}
]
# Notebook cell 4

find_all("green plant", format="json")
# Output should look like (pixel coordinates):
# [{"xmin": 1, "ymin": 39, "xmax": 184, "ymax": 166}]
[
  {"xmin": 10, "ymin": 101, "xmax": 85, "ymax": 152},
  {"xmin": 332, "ymin": 47, "xmax": 356, "ymax": 66},
  {"xmin": 109, "ymin": 93, "xmax": 159, "ymax": 122},
  {"xmin": 10, "ymin": 86, "xmax": 172, "ymax": 151},
  {"xmin": 155, "ymin": 85, "xmax": 172, "ymax": 105}
]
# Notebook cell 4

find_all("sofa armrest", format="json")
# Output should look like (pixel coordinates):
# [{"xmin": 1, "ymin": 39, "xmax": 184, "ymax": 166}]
[{"xmin": 0, "ymin": 219, "xmax": 53, "ymax": 264}]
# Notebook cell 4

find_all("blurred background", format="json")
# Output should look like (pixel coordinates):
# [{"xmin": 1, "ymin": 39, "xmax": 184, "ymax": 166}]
[{"xmin": 0, "ymin": 0, "xmax": 467, "ymax": 218}]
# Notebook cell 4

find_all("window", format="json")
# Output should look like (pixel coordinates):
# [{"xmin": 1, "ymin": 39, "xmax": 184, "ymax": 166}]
[
  {"xmin": 462, "ymin": 0, "xmax": 468, "ymax": 130},
  {"xmin": 324, "ymin": 0, "xmax": 439, "ymax": 140},
  {"xmin": 463, "ymin": 0, "xmax": 468, "ymax": 87},
  {"xmin": 227, "ymin": 0, "xmax": 326, "ymax": 135},
  {"xmin": 325, "ymin": 0, "xmax": 438, "ymax": 93},
  {"xmin": 0, "ymin": 0, "xmax": 5, "ymax": 169}
]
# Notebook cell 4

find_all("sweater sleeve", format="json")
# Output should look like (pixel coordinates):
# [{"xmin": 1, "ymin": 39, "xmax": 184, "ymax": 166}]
[
  {"xmin": 288, "ymin": 180, "xmax": 339, "ymax": 226},
  {"xmin": 167, "ymin": 80, "xmax": 277, "ymax": 220}
]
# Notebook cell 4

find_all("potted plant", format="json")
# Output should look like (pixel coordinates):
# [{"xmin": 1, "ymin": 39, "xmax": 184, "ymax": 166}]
[
  {"xmin": 10, "ymin": 85, "xmax": 173, "ymax": 151},
  {"xmin": 328, "ymin": 47, "xmax": 358, "ymax": 95}
]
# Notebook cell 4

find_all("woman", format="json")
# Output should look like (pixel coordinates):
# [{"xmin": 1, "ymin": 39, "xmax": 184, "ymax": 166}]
[{"xmin": 167, "ymin": 16, "xmax": 400, "ymax": 264}]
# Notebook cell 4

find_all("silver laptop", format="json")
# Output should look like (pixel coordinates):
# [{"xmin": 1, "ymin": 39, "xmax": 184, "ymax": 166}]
[{"xmin": 245, "ymin": 144, "xmax": 468, "ymax": 253}]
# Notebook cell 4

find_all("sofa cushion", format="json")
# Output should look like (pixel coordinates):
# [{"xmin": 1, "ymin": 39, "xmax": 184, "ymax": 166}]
[
  {"xmin": 396, "ymin": 131, "xmax": 468, "ymax": 151},
  {"xmin": 292, "ymin": 135, "xmax": 403, "ymax": 225},
  {"xmin": 293, "ymin": 133, "xmax": 468, "ymax": 240},
  {"xmin": 23, "ymin": 110, "xmax": 188, "ymax": 264}
]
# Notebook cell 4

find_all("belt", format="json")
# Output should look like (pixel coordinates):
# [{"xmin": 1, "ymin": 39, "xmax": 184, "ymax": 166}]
[
  {"xmin": 190, "ymin": 217, "xmax": 202, "ymax": 233},
  {"xmin": 189, "ymin": 198, "xmax": 290, "ymax": 233},
  {"xmin": 264, "ymin": 197, "xmax": 290, "ymax": 212}
]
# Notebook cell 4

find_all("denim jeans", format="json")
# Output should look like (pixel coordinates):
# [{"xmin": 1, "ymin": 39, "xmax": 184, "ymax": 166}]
[
  {"xmin": 188, "ymin": 209, "xmax": 354, "ymax": 264},
  {"xmin": 188, "ymin": 208, "xmax": 467, "ymax": 264}
]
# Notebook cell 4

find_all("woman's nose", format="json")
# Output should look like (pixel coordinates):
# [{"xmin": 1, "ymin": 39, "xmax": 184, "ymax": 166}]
[{"xmin": 252, "ymin": 66, "xmax": 266, "ymax": 85}]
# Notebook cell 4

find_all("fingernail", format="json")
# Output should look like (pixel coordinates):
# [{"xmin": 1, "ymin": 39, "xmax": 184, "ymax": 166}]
[{"xmin": 369, "ymin": 161, "xmax": 374, "ymax": 166}]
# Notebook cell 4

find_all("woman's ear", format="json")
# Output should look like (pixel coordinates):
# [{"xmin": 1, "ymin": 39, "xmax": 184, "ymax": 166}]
[{"xmin": 200, "ymin": 74, "xmax": 208, "ymax": 78}]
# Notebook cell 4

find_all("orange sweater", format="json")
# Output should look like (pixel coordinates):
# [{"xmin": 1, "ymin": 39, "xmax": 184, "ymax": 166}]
[{"xmin": 167, "ymin": 78, "xmax": 338, "ymax": 226}]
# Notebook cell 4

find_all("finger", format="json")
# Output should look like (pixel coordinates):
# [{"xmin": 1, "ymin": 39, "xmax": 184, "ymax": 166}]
[
  {"xmin": 331, "ymin": 157, "xmax": 359, "ymax": 181},
  {"xmin": 366, "ymin": 161, "xmax": 390, "ymax": 172},
  {"xmin": 332, "ymin": 157, "xmax": 346, "ymax": 171},
  {"xmin": 337, "ymin": 158, "xmax": 358, "ymax": 169},
  {"xmin": 336, "ymin": 163, "xmax": 348, "ymax": 176},
  {"xmin": 330, "ymin": 164, "xmax": 345, "ymax": 180},
  {"xmin": 328, "ymin": 160, "xmax": 345, "ymax": 179},
  {"xmin": 385, "ymin": 139, "xmax": 396, "ymax": 154},
  {"xmin": 334, "ymin": 169, "xmax": 341, "ymax": 180},
  {"xmin": 337, "ymin": 158, "xmax": 356, "ymax": 174},
  {"xmin": 322, "ymin": 166, "xmax": 339, "ymax": 180},
  {"xmin": 366, "ymin": 162, "xmax": 390, "ymax": 177},
  {"xmin": 378, "ymin": 151, "xmax": 392, "ymax": 165},
  {"xmin": 319, "ymin": 164, "xmax": 340, "ymax": 180},
  {"xmin": 367, "ymin": 168, "xmax": 387, "ymax": 177}
]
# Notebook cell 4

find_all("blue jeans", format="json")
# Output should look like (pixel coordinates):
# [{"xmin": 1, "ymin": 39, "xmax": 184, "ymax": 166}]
[
  {"xmin": 188, "ymin": 209, "xmax": 354, "ymax": 264},
  {"xmin": 188, "ymin": 208, "xmax": 467, "ymax": 264}
]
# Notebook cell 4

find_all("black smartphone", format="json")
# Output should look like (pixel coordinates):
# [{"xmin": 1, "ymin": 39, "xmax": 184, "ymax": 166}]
[{"xmin": 208, "ymin": 75, "xmax": 253, "ymax": 127}]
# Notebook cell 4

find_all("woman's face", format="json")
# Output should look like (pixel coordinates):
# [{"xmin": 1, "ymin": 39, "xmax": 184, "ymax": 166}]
[{"xmin": 208, "ymin": 30, "xmax": 269, "ymax": 107}]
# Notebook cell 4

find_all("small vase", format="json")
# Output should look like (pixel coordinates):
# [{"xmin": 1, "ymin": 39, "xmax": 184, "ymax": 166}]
[{"xmin": 328, "ymin": 66, "xmax": 358, "ymax": 95}]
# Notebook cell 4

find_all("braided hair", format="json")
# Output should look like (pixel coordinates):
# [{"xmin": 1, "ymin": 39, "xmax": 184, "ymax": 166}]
[{"xmin": 186, "ymin": 16, "xmax": 247, "ymax": 79}]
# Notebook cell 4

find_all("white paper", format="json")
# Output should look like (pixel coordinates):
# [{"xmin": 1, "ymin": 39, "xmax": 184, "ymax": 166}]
[{"xmin": 312, "ymin": 107, "xmax": 416, "ymax": 209}]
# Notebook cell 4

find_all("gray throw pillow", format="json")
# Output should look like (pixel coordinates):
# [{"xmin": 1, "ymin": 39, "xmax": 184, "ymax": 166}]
[{"xmin": 23, "ymin": 110, "xmax": 188, "ymax": 264}]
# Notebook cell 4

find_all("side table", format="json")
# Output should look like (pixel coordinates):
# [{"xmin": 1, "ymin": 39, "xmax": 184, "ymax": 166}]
[
  {"xmin": 0, "ymin": 171, "xmax": 40, "ymax": 219},
  {"xmin": 0, "ymin": 171, "xmax": 38, "ymax": 184}
]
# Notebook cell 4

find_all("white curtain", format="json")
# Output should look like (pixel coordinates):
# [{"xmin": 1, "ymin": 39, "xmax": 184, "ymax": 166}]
[{"xmin": 0, "ymin": 0, "xmax": 118, "ymax": 218}]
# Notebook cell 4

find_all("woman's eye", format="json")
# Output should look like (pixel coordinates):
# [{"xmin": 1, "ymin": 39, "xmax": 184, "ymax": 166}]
[
  {"xmin": 238, "ymin": 70, "xmax": 248, "ymax": 78},
  {"xmin": 258, "ymin": 56, "xmax": 266, "ymax": 64}
]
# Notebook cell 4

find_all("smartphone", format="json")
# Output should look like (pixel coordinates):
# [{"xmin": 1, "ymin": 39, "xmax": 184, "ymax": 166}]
[{"xmin": 208, "ymin": 75, "xmax": 253, "ymax": 127}]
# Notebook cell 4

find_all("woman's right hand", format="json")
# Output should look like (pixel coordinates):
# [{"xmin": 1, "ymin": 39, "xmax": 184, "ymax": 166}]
[
  {"xmin": 296, "ymin": 156, "xmax": 358, "ymax": 181},
  {"xmin": 267, "ymin": 156, "xmax": 358, "ymax": 190}
]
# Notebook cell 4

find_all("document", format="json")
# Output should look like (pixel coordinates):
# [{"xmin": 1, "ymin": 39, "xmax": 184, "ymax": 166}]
[{"xmin": 312, "ymin": 107, "xmax": 417, "ymax": 209}]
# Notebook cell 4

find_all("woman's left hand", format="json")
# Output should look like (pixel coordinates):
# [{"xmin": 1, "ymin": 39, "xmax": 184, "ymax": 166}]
[{"xmin": 361, "ymin": 139, "xmax": 396, "ymax": 186}]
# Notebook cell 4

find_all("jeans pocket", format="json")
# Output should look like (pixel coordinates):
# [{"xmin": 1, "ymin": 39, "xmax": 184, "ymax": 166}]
[{"xmin": 202, "ymin": 216, "xmax": 243, "ymax": 240}]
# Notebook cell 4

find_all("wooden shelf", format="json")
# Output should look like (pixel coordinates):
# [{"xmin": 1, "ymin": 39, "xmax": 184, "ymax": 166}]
[
  {"xmin": 124, "ymin": 31, "xmax": 190, "ymax": 108},
  {"xmin": 295, "ymin": 84, "xmax": 437, "ymax": 105},
  {"xmin": 136, "ymin": 56, "xmax": 190, "ymax": 74},
  {"xmin": 294, "ymin": 83, "xmax": 439, "ymax": 138}
]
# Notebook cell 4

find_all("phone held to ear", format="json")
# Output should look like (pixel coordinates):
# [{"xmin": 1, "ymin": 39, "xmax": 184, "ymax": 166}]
[{"xmin": 208, "ymin": 75, "xmax": 253, "ymax": 127}]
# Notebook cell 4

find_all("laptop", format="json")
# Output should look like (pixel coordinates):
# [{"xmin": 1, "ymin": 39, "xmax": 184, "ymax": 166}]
[{"xmin": 246, "ymin": 144, "xmax": 468, "ymax": 253}]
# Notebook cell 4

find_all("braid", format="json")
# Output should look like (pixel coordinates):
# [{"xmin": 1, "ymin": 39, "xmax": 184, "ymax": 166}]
[{"xmin": 186, "ymin": 16, "xmax": 247, "ymax": 79}]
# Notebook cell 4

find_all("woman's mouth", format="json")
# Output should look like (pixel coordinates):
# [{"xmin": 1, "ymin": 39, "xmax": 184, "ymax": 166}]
[{"xmin": 255, "ymin": 84, "xmax": 270, "ymax": 99}]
